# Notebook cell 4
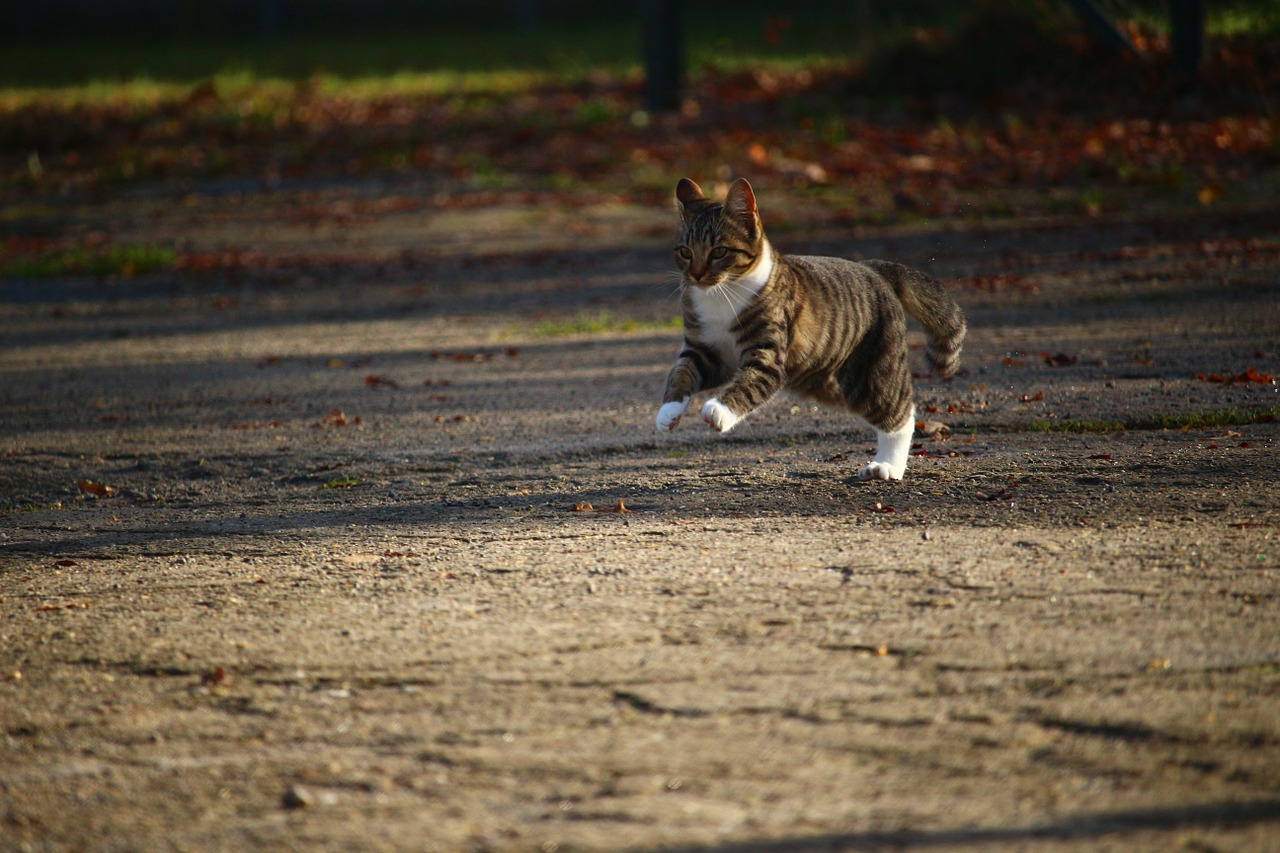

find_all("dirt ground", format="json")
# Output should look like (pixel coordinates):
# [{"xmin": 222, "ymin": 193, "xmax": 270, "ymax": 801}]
[{"xmin": 2, "ymin": 181, "xmax": 1279, "ymax": 853}]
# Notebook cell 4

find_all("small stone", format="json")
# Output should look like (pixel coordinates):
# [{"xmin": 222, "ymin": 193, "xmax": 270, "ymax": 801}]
[{"xmin": 282, "ymin": 785, "xmax": 314, "ymax": 810}]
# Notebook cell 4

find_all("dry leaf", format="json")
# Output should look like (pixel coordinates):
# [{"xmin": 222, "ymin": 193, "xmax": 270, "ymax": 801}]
[
  {"xmin": 1041, "ymin": 352, "xmax": 1078, "ymax": 367},
  {"xmin": 200, "ymin": 667, "xmax": 227, "ymax": 686},
  {"xmin": 571, "ymin": 499, "xmax": 634, "ymax": 514},
  {"xmin": 917, "ymin": 420, "xmax": 950, "ymax": 437},
  {"xmin": 76, "ymin": 480, "xmax": 114, "ymax": 497},
  {"xmin": 1197, "ymin": 366, "xmax": 1273, "ymax": 385}
]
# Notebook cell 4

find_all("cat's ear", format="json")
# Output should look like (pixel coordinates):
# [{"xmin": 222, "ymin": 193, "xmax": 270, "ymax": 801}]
[
  {"xmin": 724, "ymin": 178, "xmax": 760, "ymax": 229},
  {"xmin": 676, "ymin": 178, "xmax": 705, "ymax": 206}
]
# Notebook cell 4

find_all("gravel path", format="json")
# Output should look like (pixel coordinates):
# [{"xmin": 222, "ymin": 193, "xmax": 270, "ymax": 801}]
[{"xmin": 2, "ymin": 186, "xmax": 1278, "ymax": 852}]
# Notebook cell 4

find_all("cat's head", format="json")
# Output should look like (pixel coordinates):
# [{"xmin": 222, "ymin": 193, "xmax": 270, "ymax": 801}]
[{"xmin": 674, "ymin": 177, "xmax": 766, "ymax": 288}]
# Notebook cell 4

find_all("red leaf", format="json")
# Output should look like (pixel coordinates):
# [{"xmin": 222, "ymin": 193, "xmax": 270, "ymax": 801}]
[
  {"xmin": 1042, "ymin": 352, "xmax": 1078, "ymax": 367},
  {"xmin": 1198, "ymin": 366, "xmax": 1274, "ymax": 384},
  {"xmin": 200, "ymin": 667, "xmax": 227, "ymax": 686},
  {"xmin": 319, "ymin": 407, "xmax": 358, "ymax": 427},
  {"xmin": 364, "ymin": 374, "xmax": 399, "ymax": 388},
  {"xmin": 76, "ymin": 480, "xmax": 114, "ymax": 497}
]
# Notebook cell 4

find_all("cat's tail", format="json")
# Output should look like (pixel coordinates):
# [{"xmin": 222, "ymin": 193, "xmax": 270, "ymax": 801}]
[{"xmin": 865, "ymin": 260, "xmax": 966, "ymax": 379}]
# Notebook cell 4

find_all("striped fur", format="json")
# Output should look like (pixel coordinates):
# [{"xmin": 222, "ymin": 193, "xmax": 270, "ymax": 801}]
[{"xmin": 659, "ymin": 178, "xmax": 966, "ymax": 480}]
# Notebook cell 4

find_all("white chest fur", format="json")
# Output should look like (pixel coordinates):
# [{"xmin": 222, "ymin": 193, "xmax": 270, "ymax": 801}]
[{"xmin": 687, "ymin": 242, "xmax": 773, "ymax": 351}]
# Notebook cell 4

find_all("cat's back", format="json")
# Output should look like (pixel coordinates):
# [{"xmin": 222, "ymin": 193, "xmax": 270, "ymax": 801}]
[{"xmin": 778, "ymin": 254, "xmax": 893, "ymax": 304}]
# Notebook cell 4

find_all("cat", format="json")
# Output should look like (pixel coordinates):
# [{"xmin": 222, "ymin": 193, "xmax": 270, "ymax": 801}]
[{"xmin": 656, "ymin": 177, "xmax": 966, "ymax": 481}]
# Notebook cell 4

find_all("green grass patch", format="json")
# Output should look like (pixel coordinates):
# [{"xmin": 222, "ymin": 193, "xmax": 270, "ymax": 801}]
[
  {"xmin": 0, "ymin": 500, "xmax": 64, "ymax": 516},
  {"xmin": 0, "ymin": 245, "xmax": 176, "ymax": 278},
  {"xmin": 530, "ymin": 312, "xmax": 681, "ymax": 338},
  {"xmin": 321, "ymin": 478, "xmax": 359, "ymax": 490},
  {"xmin": 1026, "ymin": 406, "xmax": 1280, "ymax": 433},
  {"xmin": 1027, "ymin": 419, "xmax": 1130, "ymax": 433},
  {"xmin": 1133, "ymin": 407, "xmax": 1280, "ymax": 430}
]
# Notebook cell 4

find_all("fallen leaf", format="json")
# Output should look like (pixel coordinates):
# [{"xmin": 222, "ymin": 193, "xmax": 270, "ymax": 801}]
[
  {"xmin": 916, "ymin": 420, "xmax": 950, "ymax": 437},
  {"xmin": 318, "ymin": 407, "xmax": 360, "ymax": 427},
  {"xmin": 571, "ymin": 499, "xmax": 634, "ymax": 514},
  {"xmin": 76, "ymin": 480, "xmax": 115, "ymax": 497},
  {"xmin": 200, "ymin": 667, "xmax": 227, "ymax": 686},
  {"xmin": 1042, "ymin": 352, "xmax": 1078, "ymax": 367},
  {"xmin": 1197, "ymin": 366, "xmax": 1273, "ymax": 385},
  {"xmin": 364, "ymin": 374, "xmax": 399, "ymax": 388}
]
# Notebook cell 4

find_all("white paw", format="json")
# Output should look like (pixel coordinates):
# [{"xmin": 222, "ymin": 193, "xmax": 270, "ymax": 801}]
[
  {"xmin": 701, "ymin": 398, "xmax": 739, "ymax": 433},
  {"xmin": 858, "ymin": 461, "xmax": 904, "ymax": 482},
  {"xmin": 656, "ymin": 399, "xmax": 689, "ymax": 431}
]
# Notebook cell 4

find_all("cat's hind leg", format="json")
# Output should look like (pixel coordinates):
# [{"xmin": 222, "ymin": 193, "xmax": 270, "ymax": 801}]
[{"xmin": 858, "ymin": 406, "xmax": 914, "ymax": 482}]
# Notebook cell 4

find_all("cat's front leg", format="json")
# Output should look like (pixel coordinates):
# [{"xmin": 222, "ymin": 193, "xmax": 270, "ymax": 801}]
[
  {"xmin": 700, "ymin": 398, "xmax": 739, "ymax": 432},
  {"xmin": 656, "ymin": 397, "xmax": 689, "ymax": 430},
  {"xmin": 657, "ymin": 341, "xmax": 728, "ymax": 432},
  {"xmin": 703, "ymin": 346, "xmax": 785, "ymax": 433}
]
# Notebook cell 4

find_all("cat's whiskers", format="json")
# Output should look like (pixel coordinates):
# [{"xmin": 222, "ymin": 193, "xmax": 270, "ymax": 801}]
[
  {"xmin": 716, "ymin": 283, "xmax": 746, "ymax": 318},
  {"xmin": 658, "ymin": 272, "xmax": 685, "ymax": 303}
]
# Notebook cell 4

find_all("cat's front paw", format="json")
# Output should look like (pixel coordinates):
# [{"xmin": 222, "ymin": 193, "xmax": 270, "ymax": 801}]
[
  {"xmin": 701, "ymin": 398, "xmax": 739, "ymax": 433},
  {"xmin": 656, "ymin": 399, "xmax": 689, "ymax": 431},
  {"xmin": 858, "ymin": 461, "xmax": 905, "ymax": 482}
]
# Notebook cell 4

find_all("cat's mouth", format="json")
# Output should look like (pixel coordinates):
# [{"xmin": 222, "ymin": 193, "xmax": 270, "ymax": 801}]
[{"xmin": 686, "ymin": 274, "xmax": 727, "ymax": 289}]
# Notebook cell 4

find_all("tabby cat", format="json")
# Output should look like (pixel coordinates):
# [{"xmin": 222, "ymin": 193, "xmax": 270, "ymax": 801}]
[{"xmin": 656, "ymin": 177, "xmax": 965, "ymax": 481}]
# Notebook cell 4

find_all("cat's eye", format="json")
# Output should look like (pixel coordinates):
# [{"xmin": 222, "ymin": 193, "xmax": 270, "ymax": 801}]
[
  {"xmin": 710, "ymin": 247, "xmax": 729, "ymax": 260},
  {"xmin": 675, "ymin": 246, "xmax": 692, "ymax": 260}
]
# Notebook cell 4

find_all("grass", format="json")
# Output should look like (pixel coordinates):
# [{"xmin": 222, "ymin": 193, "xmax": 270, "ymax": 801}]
[
  {"xmin": 1026, "ymin": 406, "xmax": 1280, "ymax": 433},
  {"xmin": 0, "ymin": 1, "xmax": 1274, "ymax": 108},
  {"xmin": 12, "ymin": 0, "xmax": 1274, "ymax": 95},
  {"xmin": 0, "ymin": 500, "xmax": 64, "ymax": 516},
  {"xmin": 0, "ymin": 245, "xmax": 176, "ymax": 278},
  {"xmin": 1026, "ymin": 419, "xmax": 1130, "ymax": 434},
  {"xmin": 529, "ymin": 312, "xmax": 681, "ymax": 338},
  {"xmin": 321, "ymin": 477, "xmax": 358, "ymax": 489}
]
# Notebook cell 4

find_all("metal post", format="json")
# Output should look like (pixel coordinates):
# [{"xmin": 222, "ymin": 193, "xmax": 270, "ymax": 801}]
[
  {"xmin": 641, "ymin": 0, "xmax": 683, "ymax": 113},
  {"xmin": 1170, "ymin": 0, "xmax": 1204, "ymax": 80}
]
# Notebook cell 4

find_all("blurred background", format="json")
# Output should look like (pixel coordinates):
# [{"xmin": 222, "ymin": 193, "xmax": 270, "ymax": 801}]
[{"xmin": 1, "ymin": 1, "xmax": 1277, "ymax": 241}]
